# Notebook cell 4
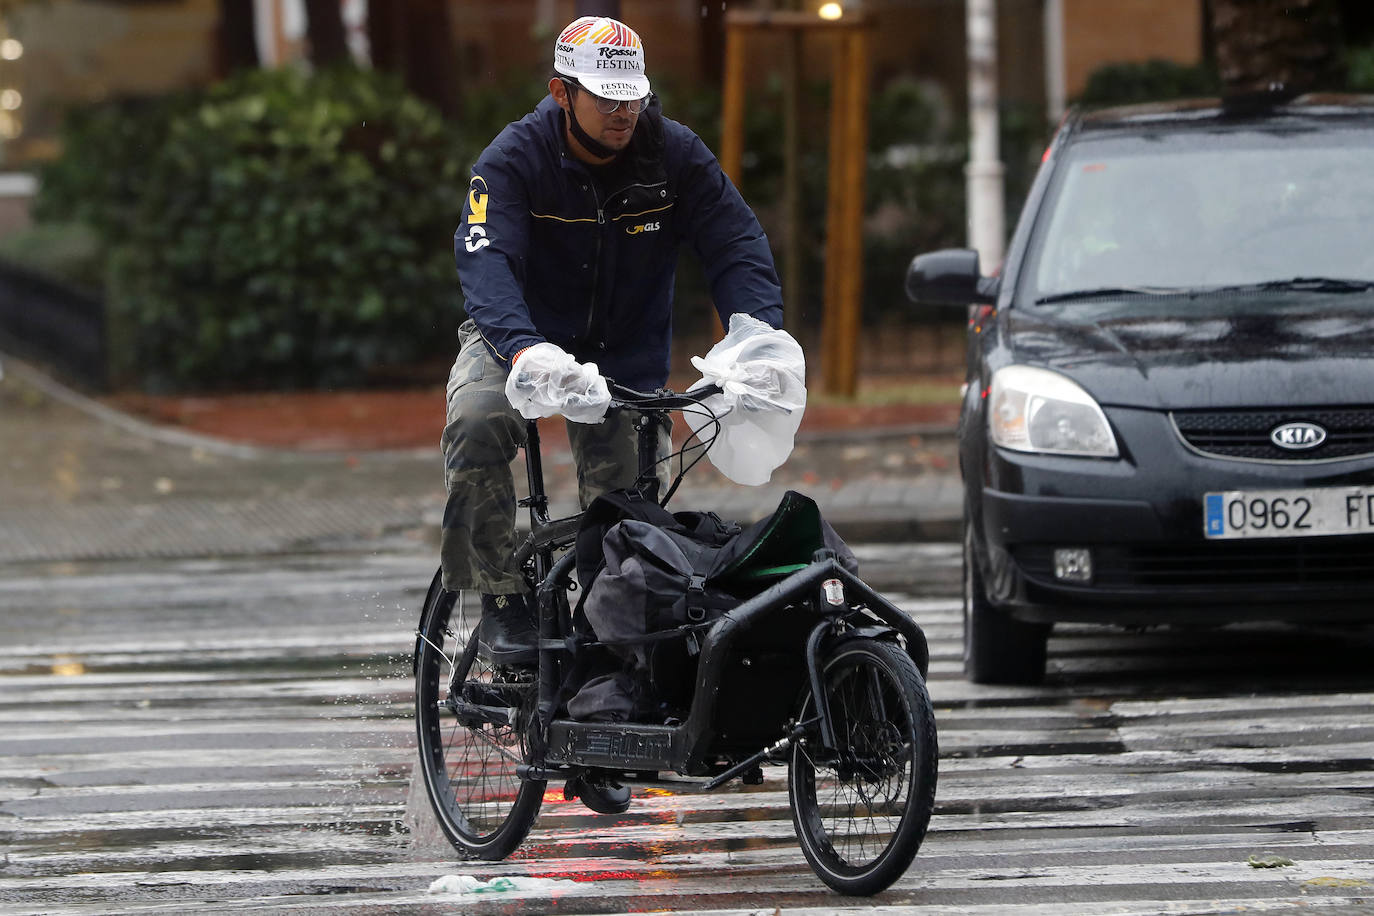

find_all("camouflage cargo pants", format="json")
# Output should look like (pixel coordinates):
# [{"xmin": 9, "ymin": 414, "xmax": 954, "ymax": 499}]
[{"xmin": 440, "ymin": 319, "xmax": 670, "ymax": 594}]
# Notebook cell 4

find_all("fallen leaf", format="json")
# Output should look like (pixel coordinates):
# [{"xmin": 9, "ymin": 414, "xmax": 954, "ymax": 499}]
[{"xmin": 1247, "ymin": 853, "xmax": 1295, "ymax": 868}]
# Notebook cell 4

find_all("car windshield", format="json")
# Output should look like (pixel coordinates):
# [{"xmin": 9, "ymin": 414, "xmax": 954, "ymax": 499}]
[{"xmin": 1024, "ymin": 123, "xmax": 1374, "ymax": 304}]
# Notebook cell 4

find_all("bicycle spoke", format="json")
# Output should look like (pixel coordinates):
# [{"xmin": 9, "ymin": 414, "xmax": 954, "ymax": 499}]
[{"xmin": 415, "ymin": 576, "xmax": 544, "ymax": 858}]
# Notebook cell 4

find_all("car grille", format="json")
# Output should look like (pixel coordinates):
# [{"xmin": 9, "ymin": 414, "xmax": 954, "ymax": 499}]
[
  {"xmin": 1171, "ymin": 407, "xmax": 1374, "ymax": 461},
  {"xmin": 1015, "ymin": 539, "xmax": 1374, "ymax": 590}
]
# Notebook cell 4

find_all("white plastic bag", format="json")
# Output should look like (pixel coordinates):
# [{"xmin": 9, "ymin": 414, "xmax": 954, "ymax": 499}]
[
  {"xmin": 686, "ymin": 313, "xmax": 807, "ymax": 486},
  {"xmin": 504, "ymin": 342, "xmax": 610, "ymax": 424}
]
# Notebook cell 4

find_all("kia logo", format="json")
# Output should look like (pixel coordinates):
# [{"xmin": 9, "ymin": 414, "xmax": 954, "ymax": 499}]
[{"xmin": 1270, "ymin": 421, "xmax": 1327, "ymax": 450}]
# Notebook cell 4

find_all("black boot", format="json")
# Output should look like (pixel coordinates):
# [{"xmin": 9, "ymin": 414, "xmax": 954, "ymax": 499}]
[
  {"xmin": 563, "ymin": 771, "xmax": 632, "ymax": 814},
  {"xmin": 476, "ymin": 592, "xmax": 538, "ymax": 666}
]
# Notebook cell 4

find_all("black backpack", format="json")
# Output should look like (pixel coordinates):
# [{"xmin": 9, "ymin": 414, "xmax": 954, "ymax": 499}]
[{"xmin": 564, "ymin": 488, "xmax": 857, "ymax": 721}]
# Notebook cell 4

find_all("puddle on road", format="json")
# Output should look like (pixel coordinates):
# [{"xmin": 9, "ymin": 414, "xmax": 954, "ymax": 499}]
[
  {"xmin": 1239, "ymin": 759, "xmax": 1374, "ymax": 774},
  {"xmin": 937, "ymin": 795, "xmax": 1124, "ymax": 817},
  {"xmin": 947, "ymin": 739, "xmax": 1129, "ymax": 758},
  {"xmin": 4, "ymin": 651, "xmax": 406, "ymax": 679}
]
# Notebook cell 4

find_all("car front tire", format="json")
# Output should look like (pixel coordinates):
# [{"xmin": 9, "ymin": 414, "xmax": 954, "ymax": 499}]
[{"xmin": 963, "ymin": 523, "xmax": 1050, "ymax": 685}]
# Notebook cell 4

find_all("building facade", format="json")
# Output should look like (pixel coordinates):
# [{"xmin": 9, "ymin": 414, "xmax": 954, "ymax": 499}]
[{"xmin": 0, "ymin": 0, "xmax": 1214, "ymax": 167}]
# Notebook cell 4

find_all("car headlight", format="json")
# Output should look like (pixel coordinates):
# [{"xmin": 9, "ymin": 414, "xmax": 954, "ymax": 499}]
[{"xmin": 988, "ymin": 365, "xmax": 1119, "ymax": 457}]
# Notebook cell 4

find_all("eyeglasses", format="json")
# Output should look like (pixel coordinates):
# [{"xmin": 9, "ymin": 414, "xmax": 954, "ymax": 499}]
[{"xmin": 563, "ymin": 79, "xmax": 649, "ymax": 115}]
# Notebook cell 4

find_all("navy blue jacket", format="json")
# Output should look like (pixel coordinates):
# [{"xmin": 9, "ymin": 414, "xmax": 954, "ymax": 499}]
[{"xmin": 453, "ymin": 94, "xmax": 783, "ymax": 391}]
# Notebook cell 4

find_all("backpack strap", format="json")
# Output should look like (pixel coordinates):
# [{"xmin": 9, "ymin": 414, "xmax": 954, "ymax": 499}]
[
  {"xmin": 575, "ymin": 488, "xmax": 681, "ymax": 587},
  {"xmin": 686, "ymin": 574, "xmax": 709, "ymax": 623},
  {"xmin": 673, "ymin": 510, "xmax": 742, "ymax": 546}
]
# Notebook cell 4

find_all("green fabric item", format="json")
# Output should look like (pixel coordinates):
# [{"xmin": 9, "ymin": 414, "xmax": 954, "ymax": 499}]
[
  {"xmin": 716, "ymin": 491, "xmax": 826, "ymax": 584},
  {"xmin": 738, "ymin": 562, "xmax": 809, "ymax": 580}
]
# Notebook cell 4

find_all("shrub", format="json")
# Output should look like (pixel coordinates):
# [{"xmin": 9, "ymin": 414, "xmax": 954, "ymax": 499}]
[
  {"xmin": 0, "ymin": 221, "xmax": 103, "ymax": 291},
  {"xmin": 1347, "ymin": 45, "xmax": 1374, "ymax": 91},
  {"xmin": 1076, "ymin": 59, "xmax": 1221, "ymax": 107},
  {"xmin": 35, "ymin": 93, "xmax": 199, "ymax": 243},
  {"xmin": 38, "ymin": 66, "xmax": 465, "ymax": 392}
]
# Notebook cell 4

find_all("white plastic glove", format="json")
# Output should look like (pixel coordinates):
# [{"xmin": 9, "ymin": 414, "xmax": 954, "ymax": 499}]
[
  {"xmin": 686, "ymin": 313, "xmax": 807, "ymax": 486},
  {"xmin": 504, "ymin": 342, "xmax": 610, "ymax": 424}
]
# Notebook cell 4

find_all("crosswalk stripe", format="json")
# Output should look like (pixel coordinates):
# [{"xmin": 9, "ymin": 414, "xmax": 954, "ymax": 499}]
[{"xmin": 3, "ymin": 549, "xmax": 1374, "ymax": 913}]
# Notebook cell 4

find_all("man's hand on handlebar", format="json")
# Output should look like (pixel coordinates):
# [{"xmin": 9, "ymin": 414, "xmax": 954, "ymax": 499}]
[{"xmin": 504, "ymin": 342, "xmax": 611, "ymax": 424}]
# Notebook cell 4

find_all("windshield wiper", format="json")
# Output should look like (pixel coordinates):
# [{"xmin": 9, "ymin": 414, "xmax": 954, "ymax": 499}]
[
  {"xmin": 1225, "ymin": 276, "xmax": 1374, "ymax": 294},
  {"xmin": 1036, "ymin": 278, "xmax": 1374, "ymax": 305},
  {"xmin": 1034, "ymin": 285, "xmax": 1193, "ymax": 305}
]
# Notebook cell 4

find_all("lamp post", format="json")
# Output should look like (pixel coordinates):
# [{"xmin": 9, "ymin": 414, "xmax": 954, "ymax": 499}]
[{"xmin": 966, "ymin": 0, "xmax": 1005, "ymax": 272}]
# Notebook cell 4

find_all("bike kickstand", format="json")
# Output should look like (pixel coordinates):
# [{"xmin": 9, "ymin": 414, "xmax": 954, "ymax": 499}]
[{"xmin": 702, "ymin": 723, "xmax": 808, "ymax": 791}]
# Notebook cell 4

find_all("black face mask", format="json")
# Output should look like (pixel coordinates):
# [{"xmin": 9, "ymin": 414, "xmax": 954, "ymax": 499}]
[{"xmin": 564, "ymin": 88, "xmax": 621, "ymax": 161}]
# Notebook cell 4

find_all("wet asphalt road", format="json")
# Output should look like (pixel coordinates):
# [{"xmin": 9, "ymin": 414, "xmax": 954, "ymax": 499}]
[{"xmin": 3, "ymin": 543, "xmax": 1374, "ymax": 915}]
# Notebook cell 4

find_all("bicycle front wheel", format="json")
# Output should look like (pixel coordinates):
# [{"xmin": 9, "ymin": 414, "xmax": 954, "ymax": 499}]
[
  {"xmin": 788, "ymin": 637, "xmax": 938, "ymax": 895},
  {"xmin": 414, "ymin": 570, "xmax": 544, "ymax": 859}
]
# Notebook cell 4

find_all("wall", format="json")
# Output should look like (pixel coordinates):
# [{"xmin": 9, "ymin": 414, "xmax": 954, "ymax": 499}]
[
  {"xmin": 447, "ymin": 0, "xmax": 706, "ymax": 92},
  {"xmin": 3, "ymin": 0, "xmax": 218, "ymax": 166},
  {"xmin": 1061, "ymin": 0, "xmax": 1202, "ymax": 98}
]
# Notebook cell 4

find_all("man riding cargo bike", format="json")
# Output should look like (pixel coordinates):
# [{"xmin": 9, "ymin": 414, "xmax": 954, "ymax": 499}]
[{"xmin": 416, "ymin": 16, "xmax": 938, "ymax": 896}]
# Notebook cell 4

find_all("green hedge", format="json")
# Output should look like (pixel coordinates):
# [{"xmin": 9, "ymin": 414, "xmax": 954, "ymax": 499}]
[
  {"xmin": 1076, "ymin": 59, "xmax": 1221, "ymax": 107},
  {"xmin": 1348, "ymin": 46, "xmax": 1374, "ymax": 91},
  {"xmin": 36, "ymin": 67, "xmax": 465, "ymax": 392}
]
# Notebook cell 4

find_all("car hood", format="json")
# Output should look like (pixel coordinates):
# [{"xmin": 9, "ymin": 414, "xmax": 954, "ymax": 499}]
[{"xmin": 1006, "ymin": 297, "xmax": 1374, "ymax": 409}]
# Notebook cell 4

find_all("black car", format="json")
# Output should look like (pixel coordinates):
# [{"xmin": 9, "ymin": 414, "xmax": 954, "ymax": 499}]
[{"xmin": 905, "ymin": 94, "xmax": 1374, "ymax": 685}]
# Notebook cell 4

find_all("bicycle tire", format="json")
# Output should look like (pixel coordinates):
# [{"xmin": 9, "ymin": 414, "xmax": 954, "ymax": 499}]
[
  {"xmin": 414, "ymin": 569, "xmax": 544, "ymax": 859},
  {"xmin": 788, "ymin": 637, "xmax": 938, "ymax": 895}
]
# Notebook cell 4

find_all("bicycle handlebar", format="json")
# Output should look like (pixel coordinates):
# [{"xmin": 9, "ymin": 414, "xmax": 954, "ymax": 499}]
[{"xmin": 606, "ymin": 381, "xmax": 722, "ymax": 411}]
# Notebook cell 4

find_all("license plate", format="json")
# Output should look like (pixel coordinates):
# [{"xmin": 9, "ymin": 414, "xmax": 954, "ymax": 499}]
[{"xmin": 1204, "ymin": 486, "xmax": 1374, "ymax": 539}]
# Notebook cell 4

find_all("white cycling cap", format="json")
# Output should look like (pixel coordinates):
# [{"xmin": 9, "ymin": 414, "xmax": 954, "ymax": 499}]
[{"xmin": 553, "ymin": 16, "xmax": 651, "ymax": 101}]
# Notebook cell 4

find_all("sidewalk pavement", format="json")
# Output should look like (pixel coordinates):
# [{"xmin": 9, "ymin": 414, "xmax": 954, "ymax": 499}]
[{"xmin": 0, "ymin": 353, "xmax": 963, "ymax": 566}]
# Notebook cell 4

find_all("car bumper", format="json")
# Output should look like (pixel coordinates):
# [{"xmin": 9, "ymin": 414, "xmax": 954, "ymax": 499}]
[{"xmin": 975, "ymin": 406, "xmax": 1374, "ymax": 626}]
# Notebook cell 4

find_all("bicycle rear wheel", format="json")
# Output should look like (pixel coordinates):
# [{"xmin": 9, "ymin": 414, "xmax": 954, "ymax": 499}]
[
  {"xmin": 788, "ymin": 637, "xmax": 938, "ymax": 895},
  {"xmin": 414, "ymin": 570, "xmax": 544, "ymax": 859}
]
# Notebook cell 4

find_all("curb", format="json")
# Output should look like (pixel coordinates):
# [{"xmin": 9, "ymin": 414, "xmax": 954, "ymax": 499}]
[
  {"xmin": 2, "ymin": 350, "xmax": 956, "ymax": 459},
  {"xmin": 828, "ymin": 513, "xmax": 963, "ymax": 545},
  {"xmin": 796, "ymin": 422, "xmax": 958, "ymax": 445},
  {"xmin": 0, "ymin": 351, "xmax": 435, "ymax": 462}
]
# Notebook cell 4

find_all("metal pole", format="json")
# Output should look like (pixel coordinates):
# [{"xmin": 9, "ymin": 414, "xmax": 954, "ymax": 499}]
[
  {"xmin": 1043, "ymin": 0, "xmax": 1066, "ymax": 123},
  {"xmin": 965, "ymin": 0, "xmax": 1005, "ymax": 271}
]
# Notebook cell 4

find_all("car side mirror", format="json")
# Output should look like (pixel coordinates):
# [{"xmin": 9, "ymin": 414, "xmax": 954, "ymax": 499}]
[{"xmin": 904, "ymin": 248, "xmax": 999, "ymax": 307}]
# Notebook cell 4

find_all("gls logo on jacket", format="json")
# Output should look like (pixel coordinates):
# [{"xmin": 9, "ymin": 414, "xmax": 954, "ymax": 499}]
[
  {"xmin": 464, "ymin": 176, "xmax": 491, "ymax": 252},
  {"xmin": 626, "ymin": 221, "xmax": 660, "ymax": 235}
]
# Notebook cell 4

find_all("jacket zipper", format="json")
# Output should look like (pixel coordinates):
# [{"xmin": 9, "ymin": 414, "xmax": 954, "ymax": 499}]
[
  {"xmin": 583, "ymin": 180, "xmax": 667, "ymax": 342},
  {"xmin": 585, "ymin": 183, "xmax": 605, "ymax": 339}
]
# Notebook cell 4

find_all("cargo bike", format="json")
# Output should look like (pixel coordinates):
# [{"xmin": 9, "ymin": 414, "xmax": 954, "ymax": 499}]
[{"xmin": 414, "ymin": 369, "xmax": 938, "ymax": 896}]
